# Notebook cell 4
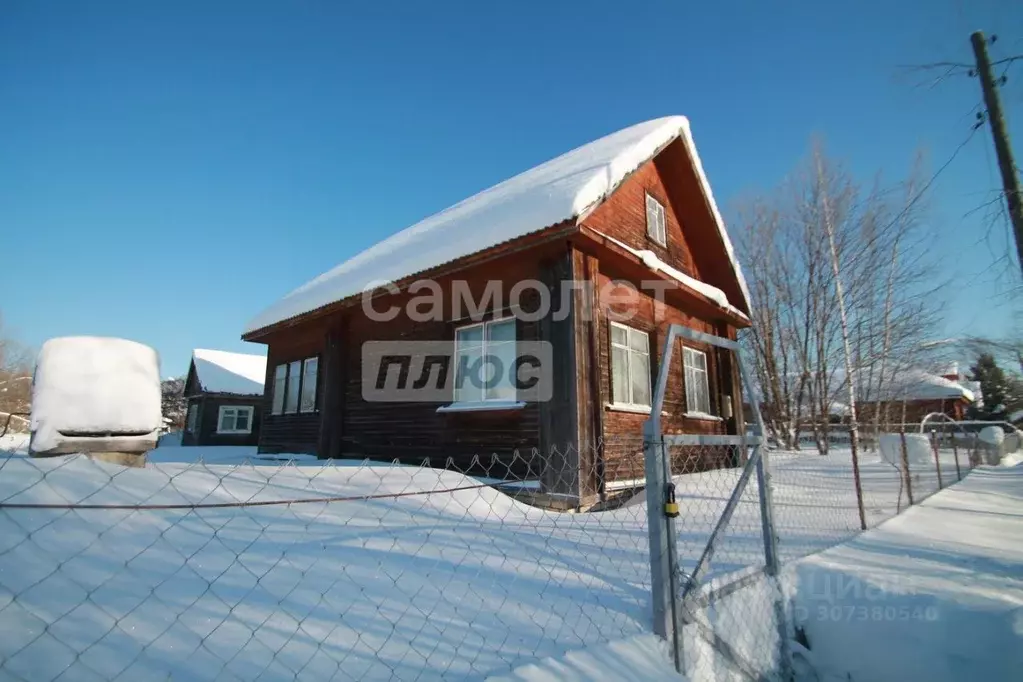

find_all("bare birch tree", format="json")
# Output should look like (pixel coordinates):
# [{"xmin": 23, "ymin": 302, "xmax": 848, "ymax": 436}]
[{"xmin": 736, "ymin": 142, "xmax": 944, "ymax": 460}]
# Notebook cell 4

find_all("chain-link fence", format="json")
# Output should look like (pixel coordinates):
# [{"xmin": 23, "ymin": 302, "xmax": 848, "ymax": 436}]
[
  {"xmin": 1, "ymin": 416, "xmax": 1003, "ymax": 680},
  {"xmin": 0, "ymin": 440, "xmax": 669, "ymax": 682}
]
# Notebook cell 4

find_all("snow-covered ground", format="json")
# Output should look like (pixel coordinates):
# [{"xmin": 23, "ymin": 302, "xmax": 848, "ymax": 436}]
[
  {"xmin": 786, "ymin": 463, "xmax": 1023, "ymax": 682},
  {"xmin": 486, "ymin": 634, "xmax": 683, "ymax": 682},
  {"xmin": 0, "ymin": 441, "xmax": 1013, "ymax": 681},
  {"xmin": 0, "ymin": 432, "xmax": 29, "ymax": 455}
]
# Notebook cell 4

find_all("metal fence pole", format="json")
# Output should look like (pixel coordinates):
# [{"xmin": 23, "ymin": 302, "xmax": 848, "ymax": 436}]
[
  {"xmin": 899, "ymin": 428, "xmax": 914, "ymax": 506},
  {"xmin": 738, "ymin": 353, "xmax": 793, "ymax": 681},
  {"xmin": 644, "ymin": 420, "xmax": 673, "ymax": 644},
  {"xmin": 952, "ymin": 436, "xmax": 962, "ymax": 481},
  {"xmin": 929, "ymin": 430, "xmax": 944, "ymax": 490}
]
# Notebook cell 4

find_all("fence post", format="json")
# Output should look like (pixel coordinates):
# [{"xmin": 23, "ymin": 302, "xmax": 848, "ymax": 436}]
[
  {"xmin": 643, "ymin": 420, "xmax": 681, "ymax": 671},
  {"xmin": 899, "ymin": 428, "xmax": 914, "ymax": 506},
  {"xmin": 754, "ymin": 438, "xmax": 793, "ymax": 681},
  {"xmin": 929, "ymin": 430, "xmax": 944, "ymax": 490},
  {"xmin": 952, "ymin": 436, "xmax": 962, "ymax": 481},
  {"xmin": 971, "ymin": 433, "xmax": 980, "ymax": 469}
]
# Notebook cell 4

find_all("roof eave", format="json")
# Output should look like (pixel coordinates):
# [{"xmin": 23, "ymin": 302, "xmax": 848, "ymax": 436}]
[{"xmin": 242, "ymin": 220, "xmax": 581, "ymax": 342}]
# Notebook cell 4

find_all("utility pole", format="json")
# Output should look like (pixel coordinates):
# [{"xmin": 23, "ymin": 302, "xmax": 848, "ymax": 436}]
[{"xmin": 970, "ymin": 30, "xmax": 1023, "ymax": 274}]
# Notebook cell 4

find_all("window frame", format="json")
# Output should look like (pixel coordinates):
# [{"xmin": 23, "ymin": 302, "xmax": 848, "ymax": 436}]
[
  {"xmin": 270, "ymin": 357, "xmax": 320, "ymax": 417},
  {"xmin": 217, "ymin": 405, "xmax": 255, "ymax": 434},
  {"xmin": 683, "ymin": 346, "xmax": 713, "ymax": 416},
  {"xmin": 271, "ymin": 364, "xmax": 287, "ymax": 415},
  {"xmin": 284, "ymin": 360, "xmax": 302, "ymax": 414},
  {"xmin": 645, "ymin": 193, "xmax": 667, "ymax": 247},
  {"xmin": 185, "ymin": 404, "xmax": 198, "ymax": 433},
  {"xmin": 299, "ymin": 357, "xmax": 319, "ymax": 413},
  {"xmin": 609, "ymin": 321, "xmax": 652, "ymax": 409},
  {"xmin": 453, "ymin": 315, "xmax": 517, "ymax": 404}
]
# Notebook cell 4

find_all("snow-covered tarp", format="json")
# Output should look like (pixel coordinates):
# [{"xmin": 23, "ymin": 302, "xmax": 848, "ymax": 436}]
[
  {"xmin": 246, "ymin": 116, "xmax": 750, "ymax": 333},
  {"xmin": 29, "ymin": 337, "xmax": 162, "ymax": 453},
  {"xmin": 191, "ymin": 349, "xmax": 267, "ymax": 395}
]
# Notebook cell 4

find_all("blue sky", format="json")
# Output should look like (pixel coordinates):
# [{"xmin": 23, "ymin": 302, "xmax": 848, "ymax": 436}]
[{"xmin": 1, "ymin": 0, "xmax": 1021, "ymax": 377}]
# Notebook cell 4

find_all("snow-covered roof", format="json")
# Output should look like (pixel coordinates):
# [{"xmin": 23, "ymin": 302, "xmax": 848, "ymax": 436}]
[
  {"xmin": 191, "ymin": 349, "xmax": 267, "ymax": 395},
  {"xmin": 867, "ymin": 369, "xmax": 975, "ymax": 403},
  {"xmin": 246, "ymin": 116, "xmax": 750, "ymax": 333}
]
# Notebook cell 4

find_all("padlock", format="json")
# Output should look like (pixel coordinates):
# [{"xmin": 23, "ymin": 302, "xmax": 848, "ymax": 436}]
[{"xmin": 664, "ymin": 482, "xmax": 680, "ymax": 518}]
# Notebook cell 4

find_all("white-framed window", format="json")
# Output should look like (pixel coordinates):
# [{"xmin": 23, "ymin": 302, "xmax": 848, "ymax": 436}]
[
  {"xmin": 271, "ymin": 364, "xmax": 287, "ymax": 415},
  {"xmin": 300, "ymin": 357, "xmax": 319, "ymax": 413},
  {"xmin": 646, "ymin": 193, "xmax": 666, "ymax": 246},
  {"xmin": 271, "ymin": 357, "xmax": 319, "ymax": 416},
  {"xmin": 683, "ymin": 347, "xmax": 713, "ymax": 415},
  {"xmin": 186, "ymin": 404, "xmax": 198, "ymax": 433},
  {"xmin": 285, "ymin": 360, "xmax": 301, "ymax": 413},
  {"xmin": 610, "ymin": 322, "xmax": 651, "ymax": 408},
  {"xmin": 454, "ymin": 317, "xmax": 516, "ymax": 403},
  {"xmin": 217, "ymin": 405, "xmax": 254, "ymax": 434}
]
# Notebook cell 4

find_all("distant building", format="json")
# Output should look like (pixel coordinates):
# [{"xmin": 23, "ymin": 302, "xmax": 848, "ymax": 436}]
[
  {"xmin": 854, "ymin": 368, "xmax": 976, "ymax": 424},
  {"xmin": 182, "ymin": 349, "xmax": 267, "ymax": 446}
]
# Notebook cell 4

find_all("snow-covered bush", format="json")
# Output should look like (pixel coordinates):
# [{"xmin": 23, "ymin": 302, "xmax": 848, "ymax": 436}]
[{"xmin": 30, "ymin": 337, "xmax": 162, "ymax": 455}]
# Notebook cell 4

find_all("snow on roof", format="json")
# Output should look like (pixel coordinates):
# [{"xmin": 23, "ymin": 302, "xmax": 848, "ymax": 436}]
[
  {"xmin": 30, "ymin": 337, "xmax": 162, "ymax": 453},
  {"xmin": 870, "ymin": 369, "xmax": 975, "ymax": 403},
  {"xmin": 246, "ymin": 116, "xmax": 750, "ymax": 333},
  {"xmin": 597, "ymin": 231, "xmax": 748, "ymax": 320},
  {"xmin": 191, "ymin": 349, "xmax": 267, "ymax": 395}
]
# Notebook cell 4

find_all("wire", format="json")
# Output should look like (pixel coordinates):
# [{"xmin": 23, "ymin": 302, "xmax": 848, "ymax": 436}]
[{"xmin": 0, "ymin": 481, "xmax": 501, "ymax": 510}]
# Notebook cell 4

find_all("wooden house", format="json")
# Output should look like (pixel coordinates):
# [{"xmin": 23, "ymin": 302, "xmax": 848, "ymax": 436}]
[
  {"xmin": 182, "ymin": 349, "xmax": 267, "ymax": 447},
  {"xmin": 856, "ymin": 368, "xmax": 977, "ymax": 424},
  {"xmin": 242, "ymin": 116, "xmax": 752, "ymax": 503}
]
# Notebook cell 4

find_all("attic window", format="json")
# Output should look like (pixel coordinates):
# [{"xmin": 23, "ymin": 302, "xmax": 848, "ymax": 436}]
[{"xmin": 646, "ymin": 194, "xmax": 666, "ymax": 246}]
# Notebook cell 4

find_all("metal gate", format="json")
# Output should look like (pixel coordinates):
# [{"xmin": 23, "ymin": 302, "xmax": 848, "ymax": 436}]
[{"xmin": 642, "ymin": 326, "xmax": 792, "ymax": 680}]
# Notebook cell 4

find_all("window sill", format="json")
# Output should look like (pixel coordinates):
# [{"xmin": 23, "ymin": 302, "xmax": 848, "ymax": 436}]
[
  {"xmin": 684, "ymin": 412, "xmax": 723, "ymax": 422},
  {"xmin": 605, "ymin": 403, "xmax": 670, "ymax": 416},
  {"xmin": 436, "ymin": 401, "xmax": 526, "ymax": 413},
  {"xmin": 216, "ymin": 430, "xmax": 253, "ymax": 435}
]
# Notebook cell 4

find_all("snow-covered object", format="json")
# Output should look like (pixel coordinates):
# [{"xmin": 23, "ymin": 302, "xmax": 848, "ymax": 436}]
[
  {"xmin": 30, "ymin": 337, "xmax": 162, "ymax": 454},
  {"xmin": 878, "ymin": 433, "xmax": 932, "ymax": 469},
  {"xmin": 246, "ymin": 116, "xmax": 751, "ymax": 333},
  {"xmin": 979, "ymin": 425, "xmax": 1004, "ymax": 446},
  {"xmin": 599, "ymin": 232, "xmax": 747, "ymax": 319},
  {"xmin": 191, "ymin": 348, "xmax": 267, "ymax": 395}
]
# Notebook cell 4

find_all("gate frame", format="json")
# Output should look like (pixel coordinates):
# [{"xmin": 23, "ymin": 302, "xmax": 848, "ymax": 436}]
[{"xmin": 643, "ymin": 325, "xmax": 791, "ymax": 679}]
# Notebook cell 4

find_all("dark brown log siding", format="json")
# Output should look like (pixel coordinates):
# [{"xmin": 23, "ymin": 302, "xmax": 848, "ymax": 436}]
[
  {"xmin": 258, "ymin": 325, "xmax": 326, "ymax": 454},
  {"xmin": 340, "ymin": 247, "xmax": 560, "ymax": 473},
  {"xmin": 182, "ymin": 395, "xmax": 263, "ymax": 447}
]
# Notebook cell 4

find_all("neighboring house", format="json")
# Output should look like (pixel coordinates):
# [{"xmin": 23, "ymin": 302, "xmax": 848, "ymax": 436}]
[
  {"xmin": 182, "ymin": 349, "xmax": 268, "ymax": 446},
  {"xmin": 851, "ymin": 368, "xmax": 976, "ymax": 424},
  {"xmin": 746, "ymin": 365, "xmax": 978, "ymax": 433},
  {"xmin": 241, "ymin": 116, "xmax": 752, "ymax": 504}
]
